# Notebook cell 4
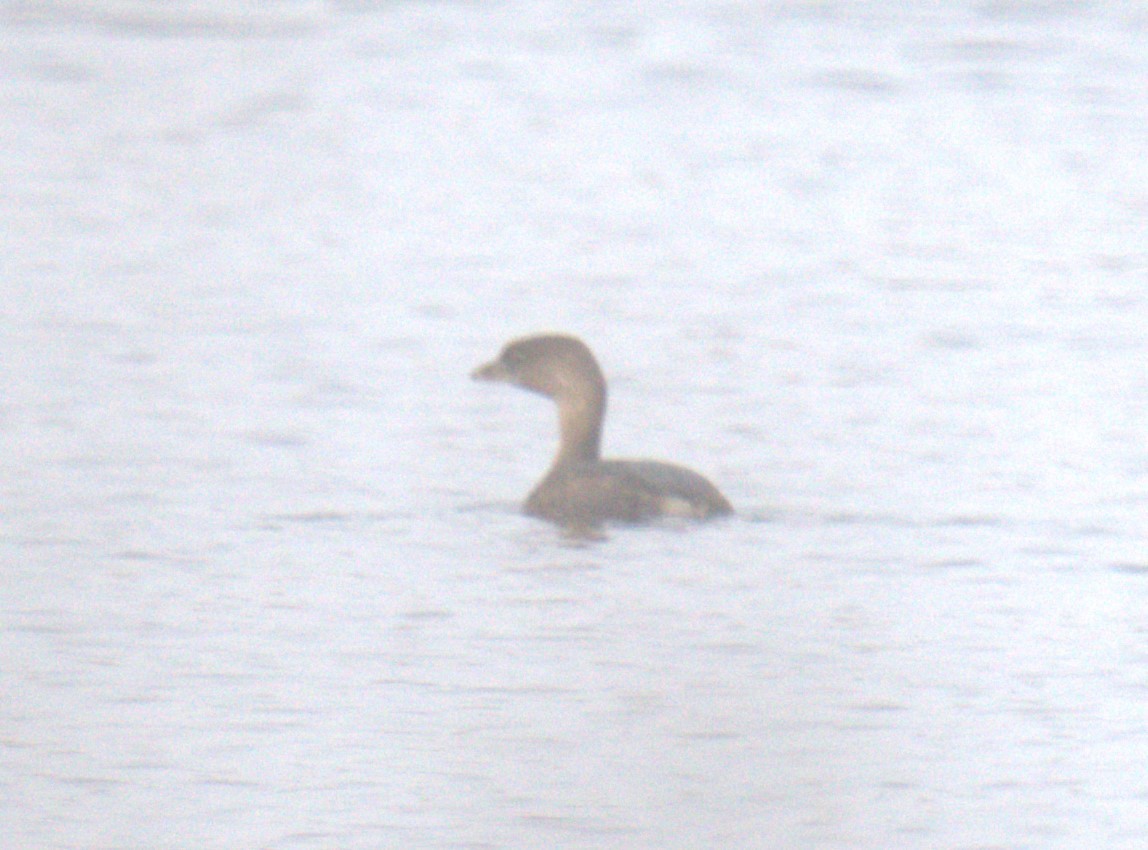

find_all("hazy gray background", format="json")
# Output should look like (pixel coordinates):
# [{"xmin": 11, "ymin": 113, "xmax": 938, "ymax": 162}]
[{"xmin": 2, "ymin": 1, "xmax": 1147, "ymax": 848}]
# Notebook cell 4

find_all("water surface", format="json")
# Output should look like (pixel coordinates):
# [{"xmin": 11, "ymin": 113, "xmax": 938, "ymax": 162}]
[{"xmin": 2, "ymin": 2, "xmax": 1147, "ymax": 848}]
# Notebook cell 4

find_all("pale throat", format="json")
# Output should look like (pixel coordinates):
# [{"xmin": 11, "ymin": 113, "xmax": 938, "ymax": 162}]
[{"xmin": 554, "ymin": 392, "xmax": 604, "ymax": 464}]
